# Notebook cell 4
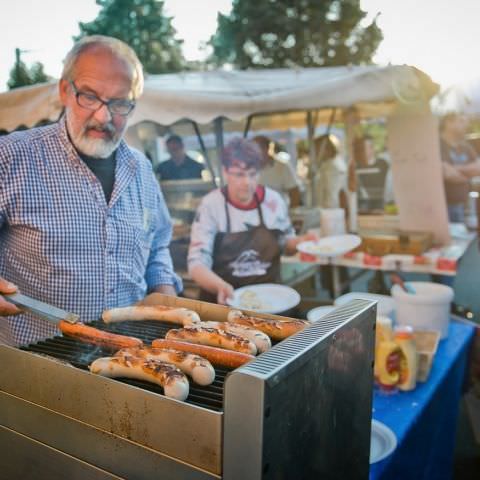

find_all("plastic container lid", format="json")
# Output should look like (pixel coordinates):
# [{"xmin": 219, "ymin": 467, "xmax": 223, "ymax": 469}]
[
  {"xmin": 391, "ymin": 282, "xmax": 454, "ymax": 305},
  {"xmin": 394, "ymin": 325, "xmax": 414, "ymax": 339}
]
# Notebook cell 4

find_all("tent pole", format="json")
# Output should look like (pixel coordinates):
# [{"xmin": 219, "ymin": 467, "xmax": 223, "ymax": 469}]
[
  {"xmin": 344, "ymin": 107, "xmax": 359, "ymax": 232},
  {"xmin": 307, "ymin": 111, "xmax": 317, "ymax": 206},
  {"xmin": 191, "ymin": 120, "xmax": 217, "ymax": 188},
  {"xmin": 243, "ymin": 115, "xmax": 253, "ymax": 138},
  {"xmin": 214, "ymin": 117, "xmax": 225, "ymax": 188}
]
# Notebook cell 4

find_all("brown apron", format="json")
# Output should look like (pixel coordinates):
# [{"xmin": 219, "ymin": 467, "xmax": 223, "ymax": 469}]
[{"xmin": 200, "ymin": 189, "xmax": 282, "ymax": 303}]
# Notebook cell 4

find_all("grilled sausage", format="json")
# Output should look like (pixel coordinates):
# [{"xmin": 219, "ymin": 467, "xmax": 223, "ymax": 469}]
[
  {"xmin": 200, "ymin": 321, "xmax": 271, "ymax": 354},
  {"xmin": 89, "ymin": 355, "xmax": 189, "ymax": 401},
  {"xmin": 166, "ymin": 325, "xmax": 257, "ymax": 355},
  {"xmin": 102, "ymin": 305, "xmax": 201, "ymax": 326},
  {"xmin": 58, "ymin": 320, "xmax": 143, "ymax": 350},
  {"xmin": 115, "ymin": 347, "xmax": 215, "ymax": 386},
  {"xmin": 227, "ymin": 310, "xmax": 309, "ymax": 341},
  {"xmin": 151, "ymin": 339, "xmax": 254, "ymax": 369}
]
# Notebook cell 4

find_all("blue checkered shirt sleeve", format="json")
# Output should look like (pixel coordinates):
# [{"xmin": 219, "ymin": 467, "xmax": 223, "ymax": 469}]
[{"xmin": 0, "ymin": 119, "xmax": 182, "ymax": 346}]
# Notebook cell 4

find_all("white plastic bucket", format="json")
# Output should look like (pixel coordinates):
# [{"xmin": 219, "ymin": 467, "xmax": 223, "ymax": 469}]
[
  {"xmin": 391, "ymin": 282, "xmax": 454, "ymax": 339},
  {"xmin": 320, "ymin": 208, "xmax": 346, "ymax": 236}
]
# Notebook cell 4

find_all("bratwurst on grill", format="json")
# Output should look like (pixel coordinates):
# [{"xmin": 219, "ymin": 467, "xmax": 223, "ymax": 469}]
[
  {"xmin": 166, "ymin": 325, "xmax": 257, "ymax": 355},
  {"xmin": 199, "ymin": 321, "xmax": 271, "ymax": 354},
  {"xmin": 102, "ymin": 305, "xmax": 201, "ymax": 326},
  {"xmin": 58, "ymin": 320, "xmax": 143, "ymax": 350},
  {"xmin": 90, "ymin": 355, "xmax": 189, "ymax": 401},
  {"xmin": 227, "ymin": 310, "xmax": 309, "ymax": 341},
  {"xmin": 115, "ymin": 347, "xmax": 215, "ymax": 385},
  {"xmin": 151, "ymin": 339, "xmax": 255, "ymax": 369}
]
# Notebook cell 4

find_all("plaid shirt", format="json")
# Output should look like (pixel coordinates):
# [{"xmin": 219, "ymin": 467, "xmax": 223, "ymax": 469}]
[{"xmin": 0, "ymin": 118, "xmax": 181, "ymax": 346}]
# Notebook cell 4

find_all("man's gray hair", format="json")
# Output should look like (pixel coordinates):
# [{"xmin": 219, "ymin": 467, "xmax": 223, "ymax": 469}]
[{"xmin": 61, "ymin": 35, "xmax": 144, "ymax": 99}]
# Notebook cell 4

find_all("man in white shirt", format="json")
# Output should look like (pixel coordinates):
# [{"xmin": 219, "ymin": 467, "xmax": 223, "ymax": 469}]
[{"xmin": 253, "ymin": 135, "xmax": 301, "ymax": 207}]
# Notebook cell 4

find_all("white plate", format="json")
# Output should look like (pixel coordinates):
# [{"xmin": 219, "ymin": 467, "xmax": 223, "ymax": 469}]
[
  {"xmin": 334, "ymin": 292, "xmax": 395, "ymax": 317},
  {"xmin": 297, "ymin": 234, "xmax": 361, "ymax": 258},
  {"xmin": 306, "ymin": 305, "xmax": 336, "ymax": 322},
  {"xmin": 227, "ymin": 283, "xmax": 301, "ymax": 314},
  {"xmin": 370, "ymin": 419, "xmax": 397, "ymax": 464}
]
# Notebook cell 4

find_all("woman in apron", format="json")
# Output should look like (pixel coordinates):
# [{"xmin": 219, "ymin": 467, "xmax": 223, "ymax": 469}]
[{"xmin": 188, "ymin": 137, "xmax": 316, "ymax": 304}]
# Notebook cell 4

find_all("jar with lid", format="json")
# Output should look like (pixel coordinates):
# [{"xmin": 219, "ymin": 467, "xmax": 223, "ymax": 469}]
[
  {"xmin": 374, "ymin": 316, "xmax": 393, "ymax": 378},
  {"xmin": 375, "ymin": 340, "xmax": 401, "ymax": 394},
  {"xmin": 394, "ymin": 326, "xmax": 418, "ymax": 391}
]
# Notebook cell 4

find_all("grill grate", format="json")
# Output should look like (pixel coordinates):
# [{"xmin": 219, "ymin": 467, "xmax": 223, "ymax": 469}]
[{"xmin": 20, "ymin": 320, "xmax": 230, "ymax": 412}]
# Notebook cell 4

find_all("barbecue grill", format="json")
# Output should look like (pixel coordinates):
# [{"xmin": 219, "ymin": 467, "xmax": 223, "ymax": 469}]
[{"xmin": 0, "ymin": 297, "xmax": 375, "ymax": 480}]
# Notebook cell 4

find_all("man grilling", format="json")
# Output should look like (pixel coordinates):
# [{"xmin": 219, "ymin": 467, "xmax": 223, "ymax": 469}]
[
  {"xmin": 0, "ymin": 35, "xmax": 181, "ymax": 346},
  {"xmin": 187, "ymin": 137, "xmax": 316, "ymax": 304}
]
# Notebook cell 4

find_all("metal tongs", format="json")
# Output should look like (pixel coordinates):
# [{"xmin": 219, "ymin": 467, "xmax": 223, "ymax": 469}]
[{"xmin": 1, "ymin": 292, "xmax": 80, "ymax": 325}]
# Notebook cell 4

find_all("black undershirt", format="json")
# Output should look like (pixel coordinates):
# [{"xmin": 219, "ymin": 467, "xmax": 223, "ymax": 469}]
[{"xmin": 79, "ymin": 152, "xmax": 117, "ymax": 203}]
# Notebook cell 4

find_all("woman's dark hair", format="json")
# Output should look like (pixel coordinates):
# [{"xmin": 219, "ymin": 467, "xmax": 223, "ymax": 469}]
[{"xmin": 221, "ymin": 137, "xmax": 262, "ymax": 170}]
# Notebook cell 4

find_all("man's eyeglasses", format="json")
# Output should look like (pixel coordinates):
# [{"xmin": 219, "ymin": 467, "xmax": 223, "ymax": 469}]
[
  {"xmin": 226, "ymin": 168, "xmax": 259, "ymax": 180},
  {"xmin": 69, "ymin": 81, "xmax": 135, "ymax": 116}
]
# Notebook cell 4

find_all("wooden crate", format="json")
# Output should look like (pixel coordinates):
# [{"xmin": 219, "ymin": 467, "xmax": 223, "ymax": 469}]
[
  {"xmin": 357, "ymin": 230, "xmax": 434, "ymax": 256},
  {"xmin": 413, "ymin": 330, "xmax": 441, "ymax": 382}
]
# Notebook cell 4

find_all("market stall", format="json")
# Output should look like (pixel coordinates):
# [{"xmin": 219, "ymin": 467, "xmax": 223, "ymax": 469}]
[{"xmin": 0, "ymin": 66, "xmax": 442, "ymax": 241}]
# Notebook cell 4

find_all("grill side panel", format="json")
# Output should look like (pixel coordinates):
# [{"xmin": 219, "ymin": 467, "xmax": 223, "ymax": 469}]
[
  {"xmin": 0, "ymin": 425, "xmax": 122, "ymax": 480},
  {"xmin": 223, "ymin": 300, "xmax": 375, "ymax": 480},
  {"xmin": 0, "ymin": 345, "xmax": 223, "ymax": 475},
  {"xmin": 0, "ymin": 390, "xmax": 218, "ymax": 480}
]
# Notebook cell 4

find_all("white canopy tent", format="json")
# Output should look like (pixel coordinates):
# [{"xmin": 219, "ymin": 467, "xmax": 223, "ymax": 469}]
[
  {"xmin": 0, "ymin": 65, "xmax": 438, "ymax": 131},
  {"xmin": 0, "ymin": 65, "xmax": 451, "ymax": 244}
]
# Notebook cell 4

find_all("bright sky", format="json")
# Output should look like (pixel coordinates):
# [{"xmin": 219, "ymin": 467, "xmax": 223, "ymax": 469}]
[{"xmin": 0, "ymin": 0, "xmax": 479, "ymax": 93}]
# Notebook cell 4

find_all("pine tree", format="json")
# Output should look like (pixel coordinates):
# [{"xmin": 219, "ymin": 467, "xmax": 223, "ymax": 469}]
[
  {"xmin": 209, "ymin": 0, "xmax": 383, "ymax": 69},
  {"xmin": 7, "ymin": 49, "xmax": 50, "ymax": 90},
  {"xmin": 76, "ymin": 0, "xmax": 185, "ymax": 73}
]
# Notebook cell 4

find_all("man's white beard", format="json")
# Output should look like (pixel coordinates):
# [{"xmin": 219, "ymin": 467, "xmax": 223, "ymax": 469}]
[{"xmin": 66, "ymin": 112, "xmax": 123, "ymax": 158}]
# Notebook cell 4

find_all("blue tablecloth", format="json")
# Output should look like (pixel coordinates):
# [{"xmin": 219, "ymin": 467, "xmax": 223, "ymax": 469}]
[{"xmin": 370, "ymin": 320, "xmax": 475, "ymax": 480}]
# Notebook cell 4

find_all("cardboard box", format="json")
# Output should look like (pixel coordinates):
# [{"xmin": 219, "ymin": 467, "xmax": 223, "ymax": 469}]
[
  {"xmin": 358, "ymin": 230, "xmax": 434, "ymax": 256},
  {"xmin": 412, "ymin": 329, "xmax": 441, "ymax": 382}
]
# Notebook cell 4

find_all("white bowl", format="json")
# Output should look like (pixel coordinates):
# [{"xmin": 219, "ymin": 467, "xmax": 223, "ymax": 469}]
[
  {"xmin": 297, "ymin": 234, "xmax": 361, "ymax": 258},
  {"xmin": 334, "ymin": 292, "xmax": 395, "ymax": 317},
  {"xmin": 306, "ymin": 305, "xmax": 336, "ymax": 322},
  {"xmin": 227, "ymin": 283, "xmax": 301, "ymax": 314}
]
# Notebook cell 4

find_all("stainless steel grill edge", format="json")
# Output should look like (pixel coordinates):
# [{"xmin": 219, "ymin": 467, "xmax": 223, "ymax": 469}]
[
  {"xmin": 0, "ymin": 299, "xmax": 375, "ymax": 479},
  {"xmin": 224, "ymin": 299, "xmax": 375, "ymax": 479}
]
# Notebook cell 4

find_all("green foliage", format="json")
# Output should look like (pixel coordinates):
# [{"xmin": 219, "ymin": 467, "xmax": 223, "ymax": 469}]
[
  {"xmin": 76, "ymin": 0, "xmax": 185, "ymax": 73},
  {"xmin": 7, "ymin": 56, "xmax": 50, "ymax": 90},
  {"xmin": 209, "ymin": 0, "xmax": 383, "ymax": 69}
]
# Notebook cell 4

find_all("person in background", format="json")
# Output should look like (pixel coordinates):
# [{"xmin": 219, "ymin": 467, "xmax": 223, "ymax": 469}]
[
  {"xmin": 253, "ymin": 135, "xmax": 301, "ymax": 207},
  {"xmin": 0, "ymin": 35, "xmax": 181, "ymax": 346},
  {"xmin": 312, "ymin": 134, "xmax": 347, "ymax": 208},
  {"xmin": 156, "ymin": 134, "xmax": 204, "ymax": 181},
  {"xmin": 440, "ymin": 112, "xmax": 480, "ymax": 223},
  {"xmin": 188, "ymin": 137, "xmax": 316, "ymax": 304},
  {"xmin": 354, "ymin": 135, "xmax": 389, "ymax": 211}
]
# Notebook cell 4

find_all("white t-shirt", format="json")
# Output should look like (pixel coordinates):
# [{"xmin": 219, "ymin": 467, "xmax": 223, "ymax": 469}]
[
  {"xmin": 188, "ymin": 186, "xmax": 295, "ymax": 269},
  {"xmin": 258, "ymin": 156, "xmax": 299, "ymax": 205},
  {"xmin": 313, "ymin": 154, "xmax": 347, "ymax": 208}
]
